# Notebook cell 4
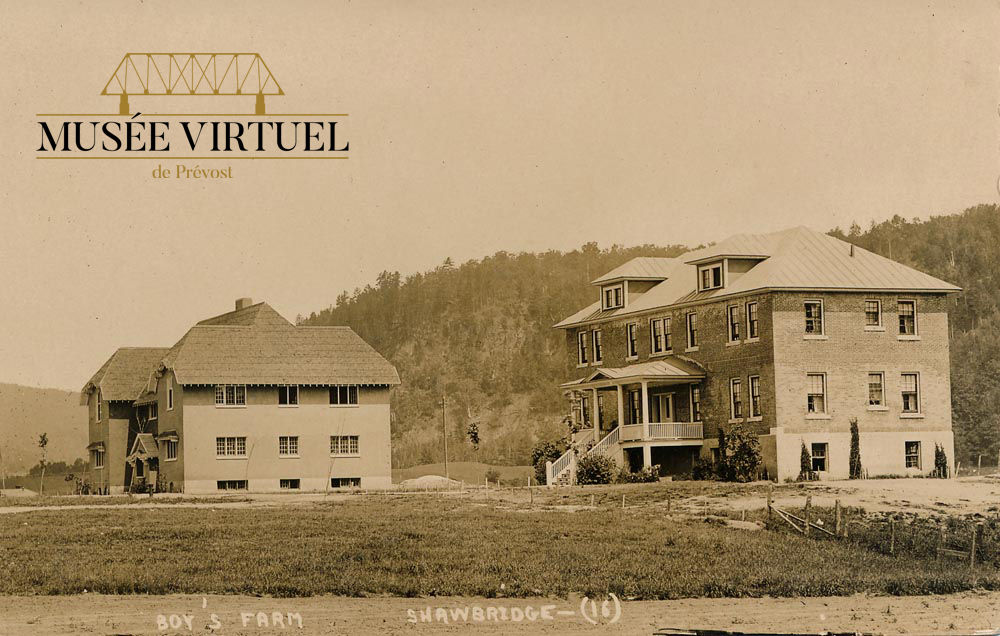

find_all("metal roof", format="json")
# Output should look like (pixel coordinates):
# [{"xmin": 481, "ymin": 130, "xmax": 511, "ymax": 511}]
[
  {"xmin": 591, "ymin": 257, "xmax": 680, "ymax": 284},
  {"xmin": 561, "ymin": 358, "xmax": 706, "ymax": 388}
]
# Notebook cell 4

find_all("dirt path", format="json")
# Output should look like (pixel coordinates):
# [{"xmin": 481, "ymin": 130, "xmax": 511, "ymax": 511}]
[{"xmin": 2, "ymin": 592, "xmax": 999, "ymax": 635}]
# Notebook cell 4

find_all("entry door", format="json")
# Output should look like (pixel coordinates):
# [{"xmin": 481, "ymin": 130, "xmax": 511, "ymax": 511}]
[{"xmin": 652, "ymin": 394, "xmax": 674, "ymax": 423}]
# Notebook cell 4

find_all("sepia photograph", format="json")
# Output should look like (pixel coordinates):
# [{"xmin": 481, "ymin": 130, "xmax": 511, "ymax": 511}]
[{"xmin": 2, "ymin": 1, "xmax": 1000, "ymax": 634}]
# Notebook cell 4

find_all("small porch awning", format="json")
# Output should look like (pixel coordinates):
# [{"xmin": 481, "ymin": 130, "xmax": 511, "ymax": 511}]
[
  {"xmin": 126, "ymin": 433, "xmax": 159, "ymax": 463},
  {"xmin": 86, "ymin": 441, "xmax": 105, "ymax": 451},
  {"xmin": 133, "ymin": 392, "xmax": 158, "ymax": 406},
  {"xmin": 155, "ymin": 430, "xmax": 179, "ymax": 442},
  {"xmin": 561, "ymin": 358, "xmax": 706, "ymax": 390}
]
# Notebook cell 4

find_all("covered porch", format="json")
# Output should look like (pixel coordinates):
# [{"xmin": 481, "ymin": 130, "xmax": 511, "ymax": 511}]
[
  {"xmin": 561, "ymin": 359, "xmax": 706, "ymax": 475},
  {"xmin": 125, "ymin": 433, "xmax": 159, "ymax": 492}
]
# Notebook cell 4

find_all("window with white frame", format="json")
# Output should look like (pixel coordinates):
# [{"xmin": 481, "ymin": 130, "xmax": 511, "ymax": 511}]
[
  {"xmin": 807, "ymin": 373, "xmax": 827, "ymax": 414},
  {"xmin": 577, "ymin": 331, "xmax": 589, "ymax": 365},
  {"xmin": 167, "ymin": 377, "xmax": 174, "ymax": 410},
  {"xmin": 96, "ymin": 390, "xmax": 102, "ymax": 422},
  {"xmin": 628, "ymin": 389, "xmax": 641, "ymax": 424},
  {"xmin": 278, "ymin": 385, "xmax": 299, "ymax": 406},
  {"xmin": 650, "ymin": 318, "xmax": 669, "ymax": 354},
  {"xmin": 580, "ymin": 395, "xmax": 590, "ymax": 426},
  {"xmin": 215, "ymin": 384, "xmax": 247, "ymax": 407},
  {"xmin": 625, "ymin": 323, "xmax": 638, "ymax": 358},
  {"xmin": 592, "ymin": 329, "xmax": 603, "ymax": 363},
  {"xmin": 148, "ymin": 402, "xmax": 158, "ymax": 421},
  {"xmin": 905, "ymin": 441, "xmax": 921, "ymax": 468},
  {"xmin": 804, "ymin": 300, "xmax": 824, "ymax": 335},
  {"xmin": 746, "ymin": 302, "xmax": 759, "ymax": 339},
  {"xmin": 730, "ymin": 378, "xmax": 743, "ymax": 419},
  {"xmin": 216, "ymin": 436, "xmax": 247, "ymax": 457},
  {"xmin": 330, "ymin": 385, "xmax": 359, "ymax": 406},
  {"xmin": 690, "ymin": 386, "xmax": 702, "ymax": 421},
  {"xmin": 901, "ymin": 373, "xmax": 920, "ymax": 413},
  {"xmin": 331, "ymin": 477, "xmax": 361, "ymax": 488},
  {"xmin": 164, "ymin": 439, "xmax": 178, "ymax": 460},
  {"xmin": 811, "ymin": 443, "xmax": 828, "ymax": 472},
  {"xmin": 279, "ymin": 435, "xmax": 299, "ymax": 457},
  {"xmin": 280, "ymin": 478, "xmax": 301, "ymax": 490},
  {"xmin": 868, "ymin": 372, "xmax": 884, "ymax": 406},
  {"xmin": 698, "ymin": 263, "xmax": 723, "ymax": 291},
  {"xmin": 865, "ymin": 300, "xmax": 882, "ymax": 327},
  {"xmin": 686, "ymin": 313, "xmax": 698, "ymax": 349},
  {"xmin": 92, "ymin": 448, "xmax": 105, "ymax": 469},
  {"xmin": 727, "ymin": 305, "xmax": 740, "ymax": 342},
  {"xmin": 603, "ymin": 285, "xmax": 624, "ymax": 310},
  {"xmin": 749, "ymin": 375, "xmax": 761, "ymax": 417},
  {"xmin": 898, "ymin": 300, "xmax": 917, "ymax": 335},
  {"xmin": 330, "ymin": 435, "xmax": 360, "ymax": 456},
  {"xmin": 217, "ymin": 480, "xmax": 248, "ymax": 490}
]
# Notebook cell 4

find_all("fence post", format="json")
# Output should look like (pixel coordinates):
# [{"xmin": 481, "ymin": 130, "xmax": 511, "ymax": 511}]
[
  {"xmin": 545, "ymin": 461, "xmax": 552, "ymax": 488},
  {"xmin": 804, "ymin": 495, "xmax": 812, "ymax": 537},
  {"xmin": 970, "ymin": 524, "xmax": 978, "ymax": 569},
  {"xmin": 622, "ymin": 494, "xmax": 626, "ymax": 510},
  {"xmin": 937, "ymin": 525, "xmax": 945, "ymax": 561},
  {"xmin": 766, "ymin": 486, "xmax": 773, "ymax": 522},
  {"xmin": 889, "ymin": 520, "xmax": 895, "ymax": 556},
  {"xmin": 591, "ymin": 494, "xmax": 595, "ymax": 508},
  {"xmin": 835, "ymin": 499, "xmax": 842, "ymax": 536}
]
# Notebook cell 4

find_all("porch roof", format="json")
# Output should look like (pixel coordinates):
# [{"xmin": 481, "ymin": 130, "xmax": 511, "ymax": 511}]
[
  {"xmin": 126, "ymin": 433, "xmax": 158, "ymax": 462},
  {"xmin": 561, "ymin": 358, "xmax": 706, "ymax": 389}
]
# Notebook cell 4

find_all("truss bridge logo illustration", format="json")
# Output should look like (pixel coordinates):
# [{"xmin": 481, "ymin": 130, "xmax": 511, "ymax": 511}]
[{"xmin": 36, "ymin": 52, "xmax": 349, "ymax": 164}]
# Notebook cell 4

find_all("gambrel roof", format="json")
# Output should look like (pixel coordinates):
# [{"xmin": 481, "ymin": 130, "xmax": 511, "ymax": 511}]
[{"xmin": 556, "ymin": 226, "xmax": 961, "ymax": 329}]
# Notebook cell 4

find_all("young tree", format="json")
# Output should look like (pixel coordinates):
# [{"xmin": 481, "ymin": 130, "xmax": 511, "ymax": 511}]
[
  {"xmin": 849, "ymin": 417, "xmax": 862, "ymax": 479},
  {"xmin": 723, "ymin": 424, "xmax": 762, "ymax": 482},
  {"xmin": 799, "ymin": 441, "xmax": 812, "ymax": 481},
  {"xmin": 934, "ymin": 443, "xmax": 949, "ymax": 478},
  {"xmin": 716, "ymin": 427, "xmax": 730, "ymax": 480},
  {"xmin": 38, "ymin": 433, "xmax": 49, "ymax": 496}
]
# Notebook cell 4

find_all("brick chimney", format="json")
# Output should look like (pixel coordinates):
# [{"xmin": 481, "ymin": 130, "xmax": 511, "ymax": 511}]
[{"xmin": 235, "ymin": 297, "xmax": 254, "ymax": 311}]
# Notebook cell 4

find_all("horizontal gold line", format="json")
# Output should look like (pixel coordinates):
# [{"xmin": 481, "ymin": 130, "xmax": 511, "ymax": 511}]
[
  {"xmin": 36, "ymin": 114, "xmax": 349, "ymax": 117},
  {"xmin": 35, "ymin": 156, "xmax": 348, "ymax": 160}
]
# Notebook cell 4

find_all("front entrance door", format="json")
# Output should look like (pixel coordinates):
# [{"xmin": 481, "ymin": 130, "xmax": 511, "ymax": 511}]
[{"xmin": 650, "ymin": 394, "xmax": 674, "ymax": 423}]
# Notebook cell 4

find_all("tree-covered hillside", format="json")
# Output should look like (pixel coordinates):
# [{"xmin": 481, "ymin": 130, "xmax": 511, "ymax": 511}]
[{"xmin": 303, "ymin": 205, "xmax": 1000, "ymax": 468}]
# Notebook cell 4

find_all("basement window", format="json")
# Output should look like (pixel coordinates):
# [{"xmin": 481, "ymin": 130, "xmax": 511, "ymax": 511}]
[
  {"xmin": 905, "ymin": 441, "xmax": 921, "ymax": 469},
  {"xmin": 811, "ymin": 443, "xmax": 828, "ymax": 472},
  {"xmin": 280, "ymin": 478, "xmax": 300, "ymax": 490},
  {"xmin": 217, "ymin": 480, "xmax": 248, "ymax": 491},
  {"xmin": 331, "ymin": 477, "xmax": 361, "ymax": 489}
]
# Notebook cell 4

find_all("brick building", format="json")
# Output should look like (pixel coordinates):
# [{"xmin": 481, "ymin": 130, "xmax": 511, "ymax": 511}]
[
  {"xmin": 550, "ymin": 227, "xmax": 959, "ymax": 483},
  {"xmin": 81, "ymin": 299, "xmax": 399, "ymax": 494}
]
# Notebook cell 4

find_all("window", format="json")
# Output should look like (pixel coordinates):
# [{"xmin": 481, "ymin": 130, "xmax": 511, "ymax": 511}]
[
  {"xmin": 96, "ymin": 390, "xmax": 102, "ymax": 422},
  {"xmin": 804, "ymin": 300, "xmax": 824, "ymax": 335},
  {"xmin": 868, "ymin": 373, "xmax": 884, "ymax": 407},
  {"xmin": 164, "ymin": 440, "xmax": 178, "ymax": 460},
  {"xmin": 686, "ymin": 313, "xmax": 698, "ymax": 349},
  {"xmin": 280, "ymin": 478, "xmax": 301, "ymax": 490},
  {"xmin": 592, "ymin": 330, "xmax": 603, "ymax": 363},
  {"xmin": 167, "ymin": 378, "xmax": 174, "ymax": 410},
  {"xmin": 148, "ymin": 402, "xmax": 158, "ymax": 421},
  {"xmin": 729, "ymin": 379, "xmax": 743, "ymax": 419},
  {"xmin": 746, "ymin": 302, "xmax": 759, "ymax": 339},
  {"xmin": 216, "ymin": 436, "xmax": 247, "ymax": 458},
  {"xmin": 898, "ymin": 300, "xmax": 916, "ymax": 335},
  {"xmin": 603, "ymin": 285, "xmax": 623, "ymax": 310},
  {"xmin": 628, "ymin": 390, "xmax": 641, "ymax": 424},
  {"xmin": 626, "ymin": 323, "xmax": 638, "ymax": 358},
  {"xmin": 330, "ymin": 385, "xmax": 359, "ymax": 406},
  {"xmin": 727, "ymin": 305, "xmax": 740, "ymax": 342},
  {"xmin": 215, "ymin": 384, "xmax": 246, "ymax": 407},
  {"xmin": 650, "ymin": 318, "xmax": 664, "ymax": 354},
  {"xmin": 901, "ymin": 373, "xmax": 920, "ymax": 413},
  {"xmin": 278, "ymin": 385, "xmax": 299, "ymax": 406},
  {"xmin": 807, "ymin": 373, "xmax": 826, "ymax": 414},
  {"xmin": 811, "ymin": 443, "xmax": 828, "ymax": 472},
  {"xmin": 699, "ymin": 264, "xmax": 723, "ymax": 290},
  {"xmin": 690, "ymin": 386, "xmax": 702, "ymax": 421},
  {"xmin": 577, "ymin": 331, "xmax": 589, "ymax": 365},
  {"xmin": 330, "ymin": 435, "xmax": 360, "ymax": 456},
  {"xmin": 92, "ymin": 448, "xmax": 105, "ymax": 469},
  {"xmin": 905, "ymin": 441, "xmax": 921, "ymax": 469},
  {"xmin": 865, "ymin": 300, "xmax": 882, "ymax": 327},
  {"xmin": 279, "ymin": 435, "xmax": 299, "ymax": 457},
  {"xmin": 331, "ymin": 477, "xmax": 361, "ymax": 488},
  {"xmin": 749, "ymin": 375, "xmax": 761, "ymax": 418},
  {"xmin": 580, "ymin": 395, "xmax": 590, "ymax": 426},
  {"xmin": 217, "ymin": 480, "xmax": 248, "ymax": 491}
]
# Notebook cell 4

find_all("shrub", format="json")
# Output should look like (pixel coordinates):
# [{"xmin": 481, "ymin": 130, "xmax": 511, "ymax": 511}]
[
  {"xmin": 798, "ymin": 441, "xmax": 814, "ymax": 481},
  {"xmin": 485, "ymin": 469, "xmax": 501, "ymax": 484},
  {"xmin": 692, "ymin": 458, "xmax": 717, "ymax": 481},
  {"xmin": 849, "ymin": 417, "xmax": 862, "ymax": 479},
  {"xmin": 531, "ymin": 440, "xmax": 567, "ymax": 485},
  {"xmin": 934, "ymin": 443, "xmax": 949, "ymax": 478},
  {"xmin": 724, "ymin": 423, "xmax": 762, "ymax": 482},
  {"xmin": 716, "ymin": 428, "xmax": 731, "ymax": 481},
  {"xmin": 617, "ymin": 464, "xmax": 660, "ymax": 483},
  {"xmin": 576, "ymin": 454, "xmax": 616, "ymax": 485}
]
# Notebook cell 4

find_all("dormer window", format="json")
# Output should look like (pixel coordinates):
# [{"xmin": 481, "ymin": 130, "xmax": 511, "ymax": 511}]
[
  {"xmin": 698, "ymin": 264, "xmax": 723, "ymax": 291},
  {"xmin": 602, "ymin": 284, "xmax": 624, "ymax": 310}
]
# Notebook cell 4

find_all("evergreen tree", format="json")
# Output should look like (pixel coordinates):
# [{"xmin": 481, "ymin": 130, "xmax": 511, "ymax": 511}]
[
  {"xmin": 799, "ymin": 441, "xmax": 812, "ymax": 481},
  {"xmin": 849, "ymin": 417, "xmax": 862, "ymax": 479},
  {"xmin": 934, "ymin": 443, "xmax": 949, "ymax": 478}
]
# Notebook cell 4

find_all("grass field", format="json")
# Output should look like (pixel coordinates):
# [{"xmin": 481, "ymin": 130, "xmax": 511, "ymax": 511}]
[{"xmin": 2, "ymin": 494, "xmax": 998, "ymax": 599}]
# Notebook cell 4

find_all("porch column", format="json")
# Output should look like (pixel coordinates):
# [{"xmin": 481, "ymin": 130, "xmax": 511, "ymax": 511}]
[
  {"xmin": 643, "ymin": 444, "xmax": 652, "ymax": 469},
  {"xmin": 641, "ymin": 380, "xmax": 650, "ymax": 440},
  {"xmin": 616, "ymin": 384, "xmax": 624, "ymax": 429},
  {"xmin": 592, "ymin": 388, "xmax": 600, "ymax": 442}
]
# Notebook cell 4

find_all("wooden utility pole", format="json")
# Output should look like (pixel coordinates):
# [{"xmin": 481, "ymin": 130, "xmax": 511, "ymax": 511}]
[{"xmin": 441, "ymin": 396, "xmax": 449, "ymax": 481}]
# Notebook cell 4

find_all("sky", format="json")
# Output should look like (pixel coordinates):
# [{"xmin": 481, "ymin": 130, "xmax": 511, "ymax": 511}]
[{"xmin": 1, "ymin": 0, "xmax": 998, "ymax": 391}]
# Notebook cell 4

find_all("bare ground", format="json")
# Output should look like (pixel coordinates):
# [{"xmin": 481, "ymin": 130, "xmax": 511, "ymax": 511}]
[{"xmin": 2, "ymin": 592, "xmax": 1000, "ymax": 635}]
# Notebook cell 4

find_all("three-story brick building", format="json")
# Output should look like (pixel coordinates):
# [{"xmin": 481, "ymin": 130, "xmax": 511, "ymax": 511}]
[{"xmin": 551, "ymin": 227, "xmax": 959, "ymax": 483}]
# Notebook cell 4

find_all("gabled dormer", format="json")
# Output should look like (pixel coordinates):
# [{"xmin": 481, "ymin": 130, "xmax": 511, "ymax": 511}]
[
  {"xmin": 687, "ymin": 254, "xmax": 769, "ymax": 293},
  {"xmin": 591, "ymin": 257, "xmax": 678, "ymax": 311}
]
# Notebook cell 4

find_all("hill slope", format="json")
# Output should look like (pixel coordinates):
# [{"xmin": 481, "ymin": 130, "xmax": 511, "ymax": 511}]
[
  {"xmin": 0, "ymin": 383, "xmax": 87, "ymax": 475},
  {"xmin": 304, "ymin": 205, "xmax": 1000, "ymax": 468}
]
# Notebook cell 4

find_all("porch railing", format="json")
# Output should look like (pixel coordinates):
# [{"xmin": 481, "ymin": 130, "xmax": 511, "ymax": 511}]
[
  {"xmin": 648, "ymin": 421, "xmax": 703, "ymax": 440},
  {"xmin": 588, "ymin": 426, "xmax": 620, "ymax": 459},
  {"xmin": 546, "ymin": 448, "xmax": 576, "ymax": 486}
]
